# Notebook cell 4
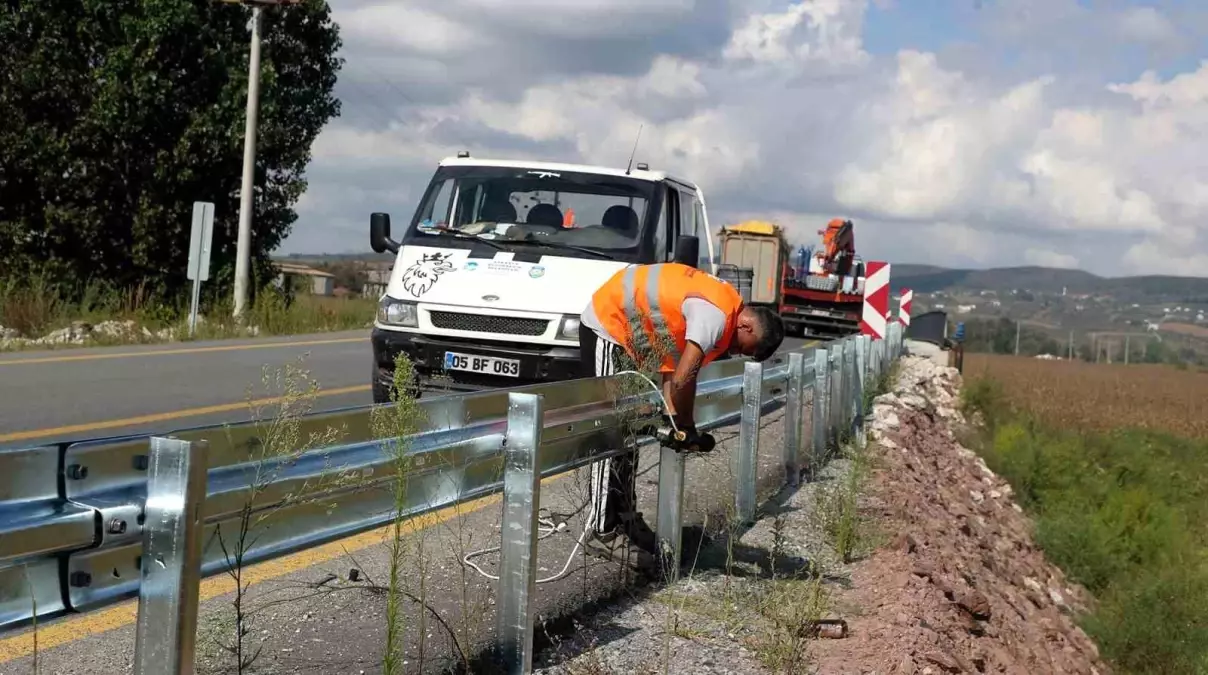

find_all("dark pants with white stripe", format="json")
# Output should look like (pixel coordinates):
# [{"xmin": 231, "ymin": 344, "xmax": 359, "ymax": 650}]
[{"xmin": 579, "ymin": 328, "xmax": 638, "ymax": 536}]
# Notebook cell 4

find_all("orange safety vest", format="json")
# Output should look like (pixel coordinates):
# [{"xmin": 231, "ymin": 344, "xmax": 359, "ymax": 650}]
[{"xmin": 591, "ymin": 262, "xmax": 744, "ymax": 373}]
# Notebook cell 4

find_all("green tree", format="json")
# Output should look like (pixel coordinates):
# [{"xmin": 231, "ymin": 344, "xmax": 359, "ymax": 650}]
[{"xmin": 0, "ymin": 0, "xmax": 343, "ymax": 305}]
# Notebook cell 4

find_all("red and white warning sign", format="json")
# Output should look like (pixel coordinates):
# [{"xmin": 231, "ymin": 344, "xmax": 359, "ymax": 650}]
[
  {"xmin": 860, "ymin": 261, "xmax": 891, "ymax": 340},
  {"xmin": 898, "ymin": 288, "xmax": 913, "ymax": 327}
]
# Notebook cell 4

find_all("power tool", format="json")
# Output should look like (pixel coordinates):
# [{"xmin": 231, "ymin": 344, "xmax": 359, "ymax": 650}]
[{"xmin": 650, "ymin": 423, "xmax": 716, "ymax": 453}]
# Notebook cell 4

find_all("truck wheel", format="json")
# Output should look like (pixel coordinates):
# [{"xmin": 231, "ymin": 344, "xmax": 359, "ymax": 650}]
[
  {"xmin": 374, "ymin": 368, "xmax": 424, "ymax": 404},
  {"xmin": 372, "ymin": 377, "xmax": 393, "ymax": 405}
]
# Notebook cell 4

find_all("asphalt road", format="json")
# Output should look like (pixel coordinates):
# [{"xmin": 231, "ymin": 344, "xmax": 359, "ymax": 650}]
[
  {"xmin": 0, "ymin": 375, "xmax": 819, "ymax": 674},
  {"xmin": 0, "ymin": 331, "xmax": 812, "ymax": 450},
  {"xmin": 0, "ymin": 331, "xmax": 374, "ymax": 449}
]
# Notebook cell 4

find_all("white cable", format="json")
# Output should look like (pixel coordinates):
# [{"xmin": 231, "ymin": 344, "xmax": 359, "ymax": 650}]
[
  {"xmin": 610, "ymin": 369, "xmax": 679, "ymax": 435},
  {"xmin": 461, "ymin": 509, "xmax": 594, "ymax": 583},
  {"xmin": 461, "ymin": 369, "xmax": 675, "ymax": 583}
]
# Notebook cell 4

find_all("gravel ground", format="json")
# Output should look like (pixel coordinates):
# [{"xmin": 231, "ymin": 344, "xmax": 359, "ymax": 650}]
[{"xmin": 531, "ymin": 352, "xmax": 1111, "ymax": 675}]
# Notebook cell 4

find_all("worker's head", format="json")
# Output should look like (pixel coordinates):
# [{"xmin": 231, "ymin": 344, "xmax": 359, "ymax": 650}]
[{"xmin": 731, "ymin": 305, "xmax": 785, "ymax": 362}]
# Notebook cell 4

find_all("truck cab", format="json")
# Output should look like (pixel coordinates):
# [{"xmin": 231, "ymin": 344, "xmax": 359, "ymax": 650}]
[{"xmin": 368, "ymin": 154, "xmax": 717, "ymax": 402}]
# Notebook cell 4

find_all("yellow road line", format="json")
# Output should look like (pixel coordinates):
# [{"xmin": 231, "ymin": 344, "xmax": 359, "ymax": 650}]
[
  {"xmin": 0, "ymin": 384, "xmax": 372, "ymax": 444},
  {"xmin": 0, "ymin": 336, "xmax": 367, "ymax": 367},
  {"xmin": 0, "ymin": 475, "xmax": 573, "ymax": 663}
]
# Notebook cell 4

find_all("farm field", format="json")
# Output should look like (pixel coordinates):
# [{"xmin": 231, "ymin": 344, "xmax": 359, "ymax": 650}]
[
  {"xmin": 963, "ymin": 353, "xmax": 1208, "ymax": 440},
  {"xmin": 961, "ymin": 353, "xmax": 1208, "ymax": 673}
]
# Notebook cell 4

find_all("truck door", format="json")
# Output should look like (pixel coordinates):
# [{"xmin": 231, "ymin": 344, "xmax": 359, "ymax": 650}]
[
  {"xmin": 694, "ymin": 187, "xmax": 716, "ymax": 273},
  {"xmin": 655, "ymin": 185, "xmax": 682, "ymax": 262}
]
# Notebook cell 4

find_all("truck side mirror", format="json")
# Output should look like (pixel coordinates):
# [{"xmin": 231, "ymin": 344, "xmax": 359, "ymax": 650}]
[
  {"xmin": 674, "ymin": 235, "xmax": 700, "ymax": 268},
  {"xmin": 370, "ymin": 212, "xmax": 400, "ymax": 254}
]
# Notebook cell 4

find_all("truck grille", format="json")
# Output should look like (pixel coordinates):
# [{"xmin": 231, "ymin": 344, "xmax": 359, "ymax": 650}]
[{"xmin": 428, "ymin": 311, "xmax": 550, "ymax": 336}]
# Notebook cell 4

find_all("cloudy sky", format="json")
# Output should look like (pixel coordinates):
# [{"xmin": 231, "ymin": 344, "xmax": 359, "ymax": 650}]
[{"xmin": 280, "ymin": 0, "xmax": 1208, "ymax": 277}]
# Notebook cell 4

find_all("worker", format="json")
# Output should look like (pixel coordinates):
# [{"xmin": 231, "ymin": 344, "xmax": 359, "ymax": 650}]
[{"xmin": 577, "ymin": 262, "xmax": 785, "ymax": 563}]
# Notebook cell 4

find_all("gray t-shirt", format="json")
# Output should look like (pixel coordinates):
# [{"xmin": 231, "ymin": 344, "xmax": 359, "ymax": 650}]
[{"xmin": 580, "ymin": 297, "xmax": 728, "ymax": 354}]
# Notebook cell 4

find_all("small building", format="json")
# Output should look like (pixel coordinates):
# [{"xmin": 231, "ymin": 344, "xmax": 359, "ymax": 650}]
[
  {"xmin": 273, "ymin": 262, "xmax": 335, "ymax": 296},
  {"xmin": 362, "ymin": 268, "xmax": 391, "ymax": 298}
]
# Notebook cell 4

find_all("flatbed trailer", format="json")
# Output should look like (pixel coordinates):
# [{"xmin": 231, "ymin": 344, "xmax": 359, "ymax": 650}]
[{"xmin": 718, "ymin": 219, "xmax": 866, "ymax": 340}]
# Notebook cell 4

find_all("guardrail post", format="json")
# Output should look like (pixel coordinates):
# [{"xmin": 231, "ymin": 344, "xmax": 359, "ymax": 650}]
[
  {"xmin": 735, "ymin": 360, "xmax": 762, "ymax": 524},
  {"xmin": 810, "ymin": 348, "xmax": 828, "ymax": 478},
  {"xmin": 846, "ymin": 340, "xmax": 857, "ymax": 439},
  {"xmin": 855, "ymin": 336, "xmax": 868, "ymax": 449},
  {"xmin": 829, "ymin": 343, "xmax": 842, "ymax": 440},
  {"xmin": 133, "ymin": 437, "xmax": 209, "ymax": 675},
  {"xmin": 497, "ymin": 392, "xmax": 544, "ymax": 675},
  {"xmin": 783, "ymin": 352, "xmax": 806, "ymax": 487},
  {"xmin": 656, "ymin": 445, "xmax": 685, "ymax": 582}
]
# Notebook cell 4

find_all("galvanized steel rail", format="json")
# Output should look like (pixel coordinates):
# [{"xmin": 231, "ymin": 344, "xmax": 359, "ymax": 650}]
[{"xmin": 0, "ymin": 325, "xmax": 905, "ymax": 673}]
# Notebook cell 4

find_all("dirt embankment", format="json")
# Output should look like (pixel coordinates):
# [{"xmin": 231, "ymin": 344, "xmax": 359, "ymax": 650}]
[{"xmin": 809, "ymin": 355, "xmax": 1108, "ymax": 674}]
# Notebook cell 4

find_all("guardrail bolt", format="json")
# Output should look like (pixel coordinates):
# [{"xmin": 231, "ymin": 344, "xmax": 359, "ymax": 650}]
[
  {"xmin": 69, "ymin": 571, "xmax": 92, "ymax": 588},
  {"xmin": 66, "ymin": 464, "xmax": 88, "ymax": 480},
  {"xmin": 107, "ymin": 518, "xmax": 127, "ymax": 535}
]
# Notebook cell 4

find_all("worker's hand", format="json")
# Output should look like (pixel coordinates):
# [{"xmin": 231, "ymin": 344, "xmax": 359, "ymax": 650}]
[{"xmin": 663, "ymin": 412, "xmax": 697, "ymax": 440}]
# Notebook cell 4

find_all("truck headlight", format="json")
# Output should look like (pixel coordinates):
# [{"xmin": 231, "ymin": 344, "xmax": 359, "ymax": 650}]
[
  {"xmin": 557, "ymin": 315, "xmax": 580, "ymax": 340},
  {"xmin": 377, "ymin": 296, "xmax": 418, "ymax": 327}
]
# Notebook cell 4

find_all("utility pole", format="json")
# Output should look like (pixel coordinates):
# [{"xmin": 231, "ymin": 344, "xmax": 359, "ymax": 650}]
[
  {"xmin": 1125, "ymin": 335, "xmax": 1131, "ymax": 365},
  {"xmin": 1014, "ymin": 320, "xmax": 1021, "ymax": 356},
  {"xmin": 1067, "ymin": 331, "xmax": 1073, "ymax": 360},
  {"xmin": 227, "ymin": 0, "xmax": 301, "ymax": 320}
]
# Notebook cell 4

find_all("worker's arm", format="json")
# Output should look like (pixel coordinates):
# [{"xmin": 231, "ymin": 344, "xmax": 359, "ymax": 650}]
[
  {"xmin": 662, "ymin": 341, "xmax": 705, "ymax": 432},
  {"xmin": 664, "ymin": 298, "xmax": 727, "ymax": 432}
]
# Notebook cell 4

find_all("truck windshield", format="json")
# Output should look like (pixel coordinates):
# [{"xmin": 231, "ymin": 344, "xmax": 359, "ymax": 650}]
[{"xmin": 406, "ymin": 165, "xmax": 656, "ymax": 258}]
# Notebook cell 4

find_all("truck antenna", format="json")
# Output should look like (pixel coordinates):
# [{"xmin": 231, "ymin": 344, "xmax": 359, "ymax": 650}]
[{"xmin": 625, "ymin": 124, "xmax": 644, "ymax": 175}]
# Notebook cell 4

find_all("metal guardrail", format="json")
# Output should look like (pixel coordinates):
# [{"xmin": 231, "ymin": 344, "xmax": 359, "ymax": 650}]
[{"xmin": 0, "ymin": 324, "xmax": 905, "ymax": 673}]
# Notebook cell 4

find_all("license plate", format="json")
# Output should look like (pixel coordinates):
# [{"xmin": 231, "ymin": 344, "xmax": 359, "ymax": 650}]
[{"xmin": 443, "ymin": 351, "xmax": 521, "ymax": 377}]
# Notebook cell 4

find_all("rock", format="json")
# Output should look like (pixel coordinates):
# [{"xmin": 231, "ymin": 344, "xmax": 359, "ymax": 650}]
[
  {"xmin": 922, "ymin": 651, "xmax": 961, "ymax": 672},
  {"xmin": 93, "ymin": 319, "xmax": 138, "ymax": 339},
  {"xmin": 956, "ymin": 590, "xmax": 992, "ymax": 620},
  {"xmin": 895, "ymin": 533, "xmax": 919, "ymax": 554},
  {"xmin": 911, "ymin": 563, "xmax": 935, "ymax": 580},
  {"xmin": 38, "ymin": 321, "xmax": 92, "ymax": 345},
  {"xmin": 873, "ymin": 410, "xmax": 902, "ymax": 432}
]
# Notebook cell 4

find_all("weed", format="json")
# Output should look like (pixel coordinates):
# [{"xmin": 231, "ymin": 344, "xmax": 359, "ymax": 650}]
[
  {"xmin": 963, "ymin": 371, "xmax": 1208, "ymax": 674},
  {"xmin": 368, "ymin": 352, "xmax": 429, "ymax": 674},
  {"xmin": 0, "ymin": 273, "xmax": 375, "ymax": 351},
  {"xmin": 204, "ymin": 356, "xmax": 351, "ymax": 673}
]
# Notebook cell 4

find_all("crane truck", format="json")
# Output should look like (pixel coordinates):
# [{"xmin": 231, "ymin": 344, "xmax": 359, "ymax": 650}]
[{"xmin": 717, "ymin": 219, "xmax": 866, "ymax": 340}]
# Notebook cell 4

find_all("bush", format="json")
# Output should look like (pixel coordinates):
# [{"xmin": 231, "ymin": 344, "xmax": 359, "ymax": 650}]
[{"xmin": 964, "ymin": 385, "xmax": 1208, "ymax": 674}]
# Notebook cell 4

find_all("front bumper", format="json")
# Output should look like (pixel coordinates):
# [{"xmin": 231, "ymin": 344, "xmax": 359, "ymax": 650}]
[{"xmin": 371, "ymin": 327, "xmax": 583, "ymax": 395}]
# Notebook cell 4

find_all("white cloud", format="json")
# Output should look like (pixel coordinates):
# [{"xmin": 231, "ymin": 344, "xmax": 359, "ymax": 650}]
[
  {"xmin": 723, "ymin": 0, "xmax": 869, "ymax": 69},
  {"xmin": 284, "ymin": 0, "xmax": 1208, "ymax": 278}
]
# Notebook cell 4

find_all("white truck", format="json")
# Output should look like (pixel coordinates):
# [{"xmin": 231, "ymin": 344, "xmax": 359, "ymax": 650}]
[{"xmin": 368, "ymin": 153, "xmax": 719, "ymax": 402}]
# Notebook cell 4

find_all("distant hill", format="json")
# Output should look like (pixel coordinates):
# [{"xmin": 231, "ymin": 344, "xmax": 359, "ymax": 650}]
[{"xmin": 891, "ymin": 264, "xmax": 1208, "ymax": 303}]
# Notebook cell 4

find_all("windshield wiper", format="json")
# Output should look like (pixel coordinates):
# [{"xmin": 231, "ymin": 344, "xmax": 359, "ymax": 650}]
[
  {"xmin": 421, "ymin": 228, "xmax": 506, "ymax": 251},
  {"xmin": 510, "ymin": 235, "xmax": 616, "ymax": 260}
]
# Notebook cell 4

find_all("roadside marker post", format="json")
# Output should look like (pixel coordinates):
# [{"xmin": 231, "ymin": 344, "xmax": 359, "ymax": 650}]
[
  {"xmin": 898, "ymin": 288, "xmax": 913, "ymax": 327},
  {"xmin": 859, "ymin": 261, "xmax": 892, "ymax": 340},
  {"xmin": 187, "ymin": 202, "xmax": 215, "ymax": 338}
]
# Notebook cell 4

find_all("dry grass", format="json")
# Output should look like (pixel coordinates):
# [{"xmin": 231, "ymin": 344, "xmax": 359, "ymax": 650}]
[
  {"xmin": 1159, "ymin": 322, "xmax": 1208, "ymax": 339},
  {"xmin": 963, "ymin": 353, "xmax": 1208, "ymax": 440}
]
